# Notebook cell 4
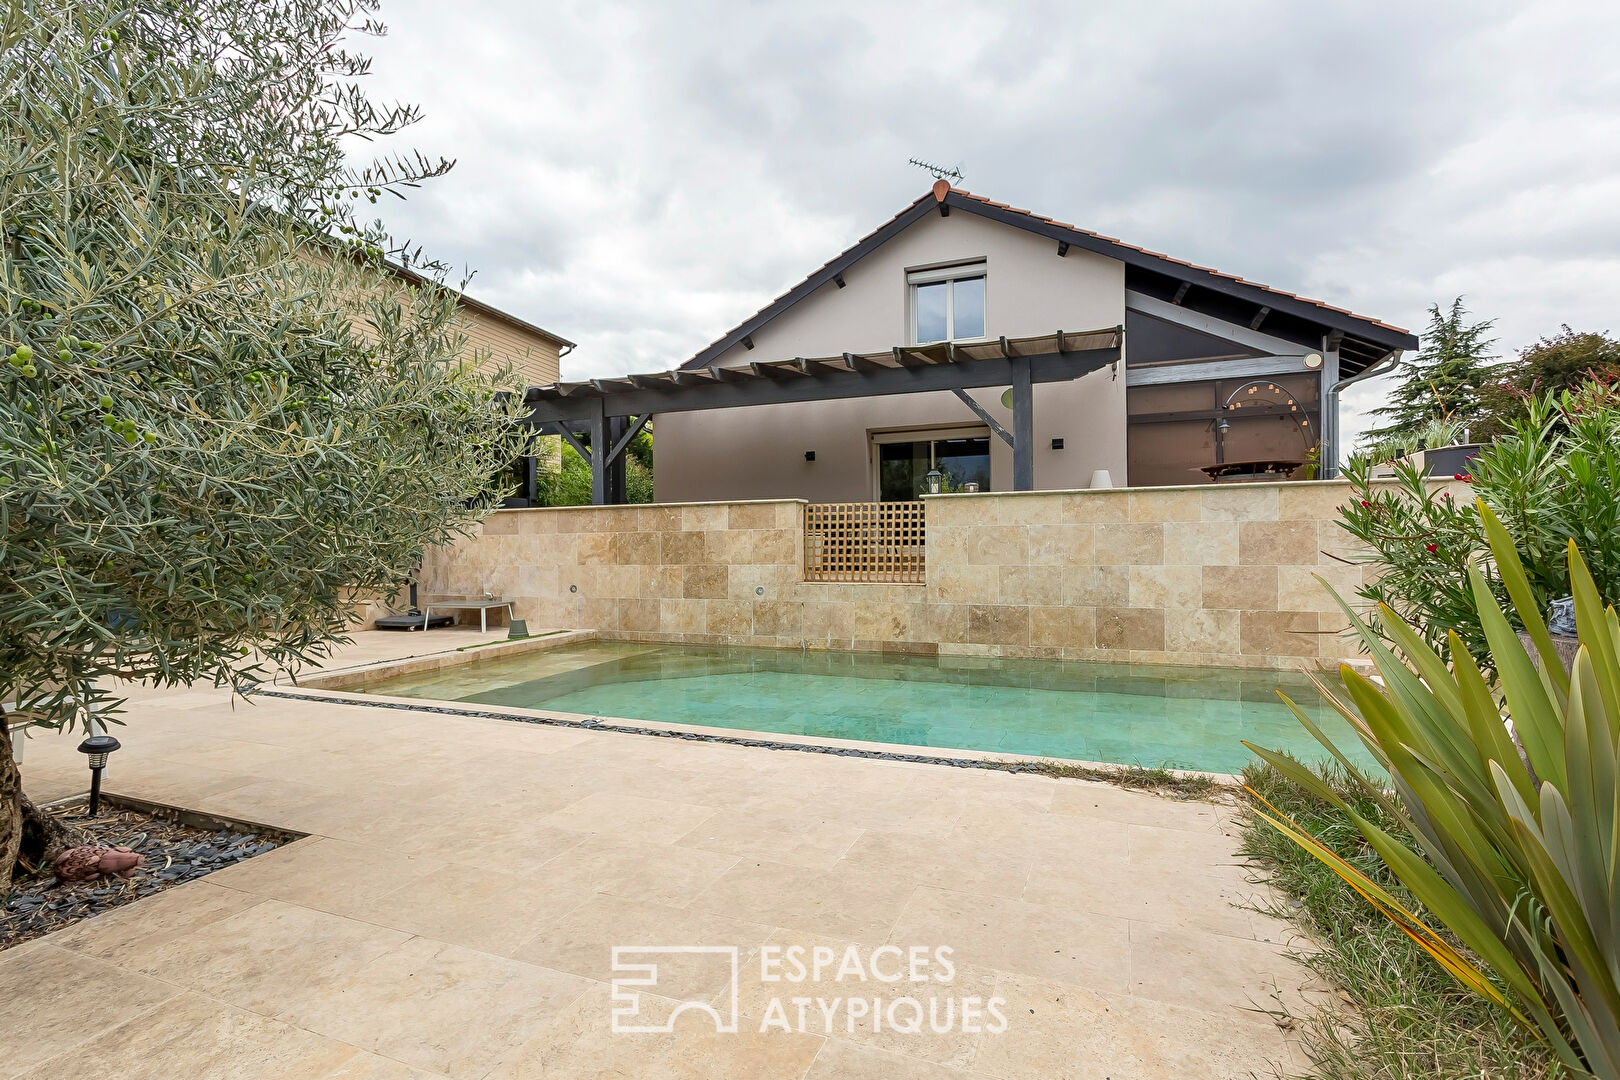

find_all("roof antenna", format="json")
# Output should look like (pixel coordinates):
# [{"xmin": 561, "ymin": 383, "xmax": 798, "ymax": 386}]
[{"xmin": 908, "ymin": 158, "xmax": 963, "ymax": 183}]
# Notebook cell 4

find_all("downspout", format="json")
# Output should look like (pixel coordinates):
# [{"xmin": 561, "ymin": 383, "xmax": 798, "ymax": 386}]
[{"xmin": 1322, "ymin": 349, "xmax": 1402, "ymax": 479}]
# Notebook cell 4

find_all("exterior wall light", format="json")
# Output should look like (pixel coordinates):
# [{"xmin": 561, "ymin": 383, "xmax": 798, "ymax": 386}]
[
  {"xmin": 1303, "ymin": 352, "xmax": 1324, "ymax": 369},
  {"xmin": 924, "ymin": 468, "xmax": 943, "ymax": 495},
  {"xmin": 76, "ymin": 734, "xmax": 121, "ymax": 816}
]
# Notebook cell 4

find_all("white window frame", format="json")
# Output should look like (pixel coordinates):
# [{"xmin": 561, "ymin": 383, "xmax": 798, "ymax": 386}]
[
  {"xmin": 907, "ymin": 262, "xmax": 987, "ymax": 345},
  {"xmin": 868, "ymin": 424, "xmax": 992, "ymax": 501}
]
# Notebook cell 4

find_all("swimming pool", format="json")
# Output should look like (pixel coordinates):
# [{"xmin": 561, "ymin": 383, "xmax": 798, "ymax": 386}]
[{"xmin": 356, "ymin": 642, "xmax": 1369, "ymax": 775}]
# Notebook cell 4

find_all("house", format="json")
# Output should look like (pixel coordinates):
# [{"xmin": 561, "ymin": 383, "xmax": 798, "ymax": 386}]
[
  {"xmin": 384, "ymin": 262, "xmax": 575, "ymax": 389},
  {"xmin": 629, "ymin": 183, "xmax": 1415, "ymax": 502},
  {"xmin": 378, "ymin": 263, "xmax": 575, "ymax": 508}
]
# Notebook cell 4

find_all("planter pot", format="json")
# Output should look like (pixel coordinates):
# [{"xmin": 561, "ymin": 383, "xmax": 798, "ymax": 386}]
[{"xmin": 1368, "ymin": 443, "xmax": 1484, "ymax": 478}]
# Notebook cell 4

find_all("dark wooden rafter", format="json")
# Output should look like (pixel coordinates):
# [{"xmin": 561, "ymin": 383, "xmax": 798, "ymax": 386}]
[
  {"xmin": 1056, "ymin": 241, "xmax": 1069, "ymax": 257},
  {"xmin": 528, "ymin": 328, "xmax": 1122, "ymax": 503},
  {"xmin": 950, "ymin": 387, "xmax": 1015, "ymax": 448},
  {"xmin": 607, "ymin": 413, "xmax": 652, "ymax": 464}
]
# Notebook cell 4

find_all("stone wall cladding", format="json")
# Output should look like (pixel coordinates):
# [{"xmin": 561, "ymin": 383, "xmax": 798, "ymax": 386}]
[{"xmin": 420, "ymin": 481, "xmax": 1383, "ymax": 671}]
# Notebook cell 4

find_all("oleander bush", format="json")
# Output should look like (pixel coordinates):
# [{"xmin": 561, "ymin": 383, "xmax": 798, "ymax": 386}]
[{"xmin": 1339, "ymin": 382, "xmax": 1620, "ymax": 666}]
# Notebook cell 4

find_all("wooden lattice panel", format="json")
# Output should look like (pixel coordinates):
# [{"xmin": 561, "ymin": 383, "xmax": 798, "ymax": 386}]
[{"xmin": 804, "ymin": 501, "xmax": 926, "ymax": 584}]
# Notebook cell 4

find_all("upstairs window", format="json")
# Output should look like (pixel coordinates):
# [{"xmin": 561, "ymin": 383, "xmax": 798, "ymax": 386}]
[{"xmin": 909, "ymin": 264, "xmax": 986, "ymax": 344}]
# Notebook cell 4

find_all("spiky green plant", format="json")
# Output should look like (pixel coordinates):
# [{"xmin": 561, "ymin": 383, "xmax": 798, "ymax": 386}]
[{"xmin": 1246, "ymin": 501, "xmax": 1620, "ymax": 1077}]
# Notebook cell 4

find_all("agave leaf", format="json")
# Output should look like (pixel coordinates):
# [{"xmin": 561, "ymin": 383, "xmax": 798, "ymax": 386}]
[
  {"xmin": 1246, "ymin": 790, "xmax": 1541, "ymax": 1032},
  {"xmin": 1451, "ymin": 629, "xmax": 1538, "ymax": 806},
  {"xmin": 1242, "ymin": 743, "xmax": 1353, "ymax": 812},
  {"xmin": 1276, "ymin": 688, "xmax": 1400, "ymax": 813},
  {"xmin": 1472, "ymin": 560, "xmax": 1570, "ymax": 794},
  {"xmin": 1494, "ymin": 771, "xmax": 1620, "ymax": 1025},
  {"xmin": 1479, "ymin": 499, "xmax": 1570, "ymax": 698},
  {"xmin": 1568, "ymin": 539, "xmax": 1620, "ymax": 730}
]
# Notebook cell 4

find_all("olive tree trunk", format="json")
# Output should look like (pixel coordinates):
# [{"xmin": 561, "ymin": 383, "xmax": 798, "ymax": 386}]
[{"xmin": 0, "ymin": 711, "xmax": 84, "ymax": 883}]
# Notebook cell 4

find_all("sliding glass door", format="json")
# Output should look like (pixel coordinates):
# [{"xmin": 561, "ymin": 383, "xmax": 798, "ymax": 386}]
[{"xmin": 873, "ymin": 429, "xmax": 991, "ymax": 500}]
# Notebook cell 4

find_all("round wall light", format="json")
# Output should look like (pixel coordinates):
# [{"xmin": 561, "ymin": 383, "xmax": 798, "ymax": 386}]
[{"xmin": 1303, "ymin": 353, "xmax": 1324, "ymax": 370}]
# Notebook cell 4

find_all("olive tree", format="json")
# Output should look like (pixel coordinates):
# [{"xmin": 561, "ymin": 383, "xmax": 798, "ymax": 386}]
[{"xmin": 0, "ymin": 0, "xmax": 526, "ymax": 879}]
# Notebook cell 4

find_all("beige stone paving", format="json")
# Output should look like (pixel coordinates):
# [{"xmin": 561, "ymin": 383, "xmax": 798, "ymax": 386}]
[{"xmin": 5, "ymin": 629, "xmax": 1313, "ymax": 1080}]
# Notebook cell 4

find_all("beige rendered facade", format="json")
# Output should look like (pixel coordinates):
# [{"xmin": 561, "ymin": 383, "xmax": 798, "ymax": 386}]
[
  {"xmin": 648, "ymin": 186, "xmax": 1415, "ymax": 504},
  {"xmin": 420, "ymin": 479, "xmax": 1388, "ymax": 671},
  {"xmin": 656, "ymin": 211, "xmax": 1127, "ymax": 502}
]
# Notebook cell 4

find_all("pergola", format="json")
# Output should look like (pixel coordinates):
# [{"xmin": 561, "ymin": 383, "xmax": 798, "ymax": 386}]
[{"xmin": 520, "ymin": 327, "xmax": 1123, "ymax": 504}]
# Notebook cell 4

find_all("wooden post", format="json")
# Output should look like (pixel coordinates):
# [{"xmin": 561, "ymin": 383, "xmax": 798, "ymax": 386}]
[
  {"xmin": 1011, "ymin": 357, "xmax": 1034, "ymax": 491},
  {"xmin": 589, "ymin": 400, "xmax": 607, "ymax": 505},
  {"xmin": 607, "ymin": 416, "xmax": 627, "ymax": 504}
]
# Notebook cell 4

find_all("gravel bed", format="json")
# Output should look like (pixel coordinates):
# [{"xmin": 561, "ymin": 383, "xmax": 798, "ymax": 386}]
[{"xmin": 1, "ymin": 801, "xmax": 291, "ymax": 952}]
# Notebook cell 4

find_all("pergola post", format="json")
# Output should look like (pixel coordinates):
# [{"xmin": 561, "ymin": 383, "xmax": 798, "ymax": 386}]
[
  {"xmin": 1011, "ymin": 356, "xmax": 1034, "ymax": 491},
  {"xmin": 607, "ymin": 416, "xmax": 627, "ymax": 504},
  {"xmin": 588, "ymin": 398, "xmax": 607, "ymax": 505}
]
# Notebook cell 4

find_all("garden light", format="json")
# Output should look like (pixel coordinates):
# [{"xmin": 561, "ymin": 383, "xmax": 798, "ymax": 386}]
[
  {"xmin": 76, "ymin": 734, "xmax": 121, "ymax": 816},
  {"xmin": 924, "ymin": 468, "xmax": 943, "ymax": 494}
]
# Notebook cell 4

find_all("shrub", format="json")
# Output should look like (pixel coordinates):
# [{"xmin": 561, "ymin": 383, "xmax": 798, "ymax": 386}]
[
  {"xmin": 1247, "ymin": 504, "xmax": 1620, "ymax": 1075},
  {"xmin": 1339, "ymin": 383, "xmax": 1620, "ymax": 665}
]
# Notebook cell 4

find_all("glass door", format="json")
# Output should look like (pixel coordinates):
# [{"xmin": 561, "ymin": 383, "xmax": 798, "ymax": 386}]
[{"xmin": 873, "ymin": 429, "xmax": 991, "ymax": 500}]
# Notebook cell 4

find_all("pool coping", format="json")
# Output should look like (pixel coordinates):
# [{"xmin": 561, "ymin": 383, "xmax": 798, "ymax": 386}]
[
  {"xmin": 252, "ymin": 682, "xmax": 1239, "ymax": 785},
  {"xmin": 287, "ymin": 628, "xmax": 603, "ymax": 692}
]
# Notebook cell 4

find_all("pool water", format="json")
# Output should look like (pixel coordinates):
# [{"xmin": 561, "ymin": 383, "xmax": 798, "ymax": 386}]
[{"xmin": 358, "ymin": 642, "xmax": 1369, "ymax": 775}]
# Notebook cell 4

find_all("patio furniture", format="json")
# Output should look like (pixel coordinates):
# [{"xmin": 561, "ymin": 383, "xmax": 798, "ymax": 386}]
[
  {"xmin": 1199, "ymin": 459, "xmax": 1302, "ymax": 483},
  {"xmin": 418, "ymin": 599, "xmax": 516, "ymax": 633}
]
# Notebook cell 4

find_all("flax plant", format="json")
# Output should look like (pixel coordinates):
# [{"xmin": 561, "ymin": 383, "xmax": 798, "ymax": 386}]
[{"xmin": 1246, "ymin": 502, "xmax": 1620, "ymax": 1077}]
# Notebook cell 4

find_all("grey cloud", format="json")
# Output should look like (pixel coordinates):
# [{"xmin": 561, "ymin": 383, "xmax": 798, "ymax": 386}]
[{"xmin": 356, "ymin": 0, "xmax": 1619, "ymax": 453}]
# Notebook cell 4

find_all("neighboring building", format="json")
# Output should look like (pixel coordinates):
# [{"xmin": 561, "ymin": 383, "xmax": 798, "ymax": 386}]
[
  {"xmin": 385, "ymin": 262, "xmax": 574, "ymax": 388},
  {"xmin": 380, "ymin": 263, "xmax": 574, "ymax": 508},
  {"xmin": 652, "ymin": 183, "xmax": 1415, "ymax": 502}
]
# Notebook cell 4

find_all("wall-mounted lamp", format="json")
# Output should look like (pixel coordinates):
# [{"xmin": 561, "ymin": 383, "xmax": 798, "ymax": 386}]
[
  {"xmin": 1050, "ymin": 438, "xmax": 1065, "ymax": 450},
  {"xmin": 804, "ymin": 450, "xmax": 815, "ymax": 462},
  {"xmin": 1303, "ymin": 352, "xmax": 1324, "ymax": 370}
]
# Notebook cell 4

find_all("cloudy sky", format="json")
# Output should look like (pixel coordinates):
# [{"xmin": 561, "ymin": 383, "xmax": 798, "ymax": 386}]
[{"xmin": 355, "ymin": 0, "xmax": 1618, "ymax": 453}]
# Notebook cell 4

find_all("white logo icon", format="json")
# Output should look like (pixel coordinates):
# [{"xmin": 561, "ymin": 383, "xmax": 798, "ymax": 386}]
[{"xmin": 610, "ymin": 946, "xmax": 741, "ymax": 1034}]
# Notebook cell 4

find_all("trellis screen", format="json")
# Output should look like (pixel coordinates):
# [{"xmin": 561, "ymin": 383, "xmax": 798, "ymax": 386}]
[{"xmin": 804, "ymin": 502, "xmax": 926, "ymax": 584}]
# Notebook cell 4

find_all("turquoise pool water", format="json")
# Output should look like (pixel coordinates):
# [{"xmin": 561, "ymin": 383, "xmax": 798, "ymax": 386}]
[{"xmin": 358, "ymin": 642, "xmax": 1369, "ymax": 775}]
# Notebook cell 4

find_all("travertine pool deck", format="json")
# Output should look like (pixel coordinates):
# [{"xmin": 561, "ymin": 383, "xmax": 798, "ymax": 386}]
[{"xmin": 5, "ymin": 629, "xmax": 1313, "ymax": 1079}]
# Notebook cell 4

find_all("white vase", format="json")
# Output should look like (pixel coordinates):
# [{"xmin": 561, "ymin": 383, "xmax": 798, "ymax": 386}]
[{"xmin": 1089, "ymin": 470, "xmax": 1113, "ymax": 490}]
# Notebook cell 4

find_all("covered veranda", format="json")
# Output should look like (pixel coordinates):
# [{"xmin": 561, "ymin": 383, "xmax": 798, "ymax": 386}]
[{"xmin": 518, "ymin": 328, "xmax": 1123, "ymax": 505}]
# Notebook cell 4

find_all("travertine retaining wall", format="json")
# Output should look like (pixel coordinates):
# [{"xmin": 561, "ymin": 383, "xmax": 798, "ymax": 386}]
[{"xmin": 419, "ymin": 481, "xmax": 1376, "ymax": 670}]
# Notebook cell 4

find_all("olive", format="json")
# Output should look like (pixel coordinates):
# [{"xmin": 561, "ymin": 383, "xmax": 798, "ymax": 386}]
[
  {"xmin": 99, "ymin": 395, "xmax": 113, "ymax": 408},
  {"xmin": 14, "ymin": 345, "xmax": 32, "ymax": 362}
]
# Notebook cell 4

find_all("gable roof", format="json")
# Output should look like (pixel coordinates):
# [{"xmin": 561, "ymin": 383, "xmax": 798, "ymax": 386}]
[
  {"xmin": 680, "ymin": 182, "xmax": 1416, "ymax": 375},
  {"xmin": 385, "ymin": 260, "xmax": 575, "ymax": 352}
]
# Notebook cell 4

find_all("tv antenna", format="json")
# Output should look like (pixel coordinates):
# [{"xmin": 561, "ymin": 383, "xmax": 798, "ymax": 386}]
[{"xmin": 908, "ymin": 158, "xmax": 963, "ymax": 183}]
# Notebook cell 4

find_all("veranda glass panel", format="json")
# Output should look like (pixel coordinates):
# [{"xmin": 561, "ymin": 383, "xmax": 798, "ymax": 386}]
[
  {"xmin": 935, "ymin": 436, "xmax": 990, "ymax": 491},
  {"xmin": 879, "ymin": 440, "xmax": 931, "ymax": 500}
]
